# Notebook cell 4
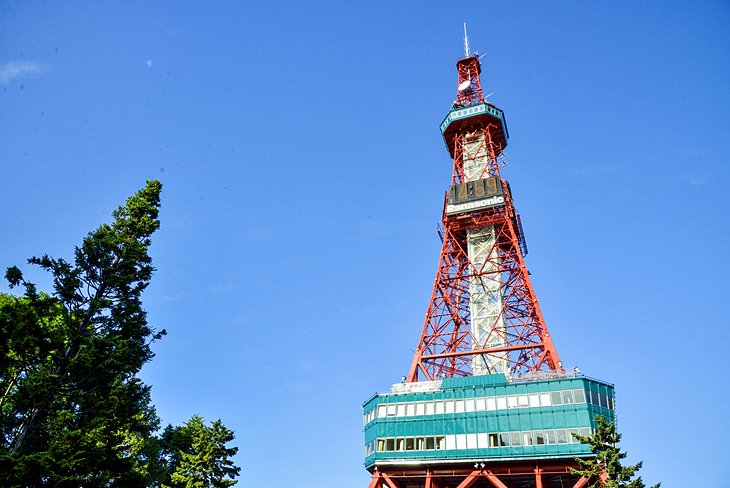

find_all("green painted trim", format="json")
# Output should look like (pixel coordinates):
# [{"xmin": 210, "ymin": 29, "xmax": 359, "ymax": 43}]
[{"xmin": 439, "ymin": 102, "xmax": 509, "ymax": 139}]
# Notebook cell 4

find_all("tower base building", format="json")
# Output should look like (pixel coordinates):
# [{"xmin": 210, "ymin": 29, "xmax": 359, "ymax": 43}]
[{"xmin": 364, "ymin": 373, "xmax": 615, "ymax": 487}]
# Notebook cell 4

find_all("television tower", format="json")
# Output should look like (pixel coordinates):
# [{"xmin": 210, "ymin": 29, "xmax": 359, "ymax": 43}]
[
  {"xmin": 407, "ymin": 25, "xmax": 560, "ymax": 383},
  {"xmin": 362, "ymin": 27, "xmax": 615, "ymax": 488}
]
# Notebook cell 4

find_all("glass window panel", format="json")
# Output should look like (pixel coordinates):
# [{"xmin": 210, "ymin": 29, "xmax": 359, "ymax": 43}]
[
  {"xmin": 477, "ymin": 433, "xmax": 488, "ymax": 448},
  {"xmin": 545, "ymin": 430, "xmax": 556, "ymax": 445},
  {"xmin": 425, "ymin": 402, "xmax": 435, "ymax": 415},
  {"xmin": 600, "ymin": 392, "xmax": 608, "ymax": 408},
  {"xmin": 534, "ymin": 431, "xmax": 545, "ymax": 445},
  {"xmin": 568, "ymin": 428, "xmax": 579, "ymax": 443},
  {"xmin": 497, "ymin": 397, "xmax": 507, "ymax": 410},
  {"xmin": 456, "ymin": 434, "xmax": 467, "ymax": 450},
  {"xmin": 465, "ymin": 398, "xmax": 476, "ymax": 412},
  {"xmin": 377, "ymin": 439, "xmax": 385, "ymax": 451},
  {"xmin": 573, "ymin": 389, "xmax": 586, "ymax": 403},
  {"xmin": 396, "ymin": 438, "xmax": 405, "ymax": 451},
  {"xmin": 518, "ymin": 395, "xmax": 529, "ymax": 407},
  {"xmin": 608, "ymin": 395, "xmax": 615, "ymax": 410},
  {"xmin": 510, "ymin": 432, "xmax": 522, "ymax": 446},
  {"xmin": 579, "ymin": 427, "xmax": 590, "ymax": 437},
  {"xmin": 589, "ymin": 390, "xmax": 598, "ymax": 405},
  {"xmin": 435, "ymin": 401, "xmax": 444, "ymax": 414},
  {"xmin": 378, "ymin": 405, "xmax": 387, "ymax": 417},
  {"xmin": 467, "ymin": 433, "xmax": 478, "ymax": 449},
  {"xmin": 386, "ymin": 438, "xmax": 395, "ymax": 451},
  {"xmin": 562, "ymin": 390, "xmax": 575, "ymax": 405},
  {"xmin": 415, "ymin": 402, "xmax": 425, "ymax": 416},
  {"xmin": 445, "ymin": 435, "xmax": 456, "ymax": 450},
  {"xmin": 550, "ymin": 391, "xmax": 563, "ymax": 406},
  {"xmin": 436, "ymin": 436, "xmax": 445, "ymax": 450},
  {"xmin": 487, "ymin": 398, "xmax": 497, "ymax": 411},
  {"xmin": 416, "ymin": 437, "xmax": 425, "ymax": 450},
  {"xmin": 406, "ymin": 403, "xmax": 415, "ymax": 416},
  {"xmin": 406, "ymin": 438, "xmax": 415, "ymax": 450},
  {"xmin": 556, "ymin": 429, "xmax": 568, "ymax": 444},
  {"xmin": 529, "ymin": 394, "xmax": 540, "ymax": 408},
  {"xmin": 540, "ymin": 393, "xmax": 551, "ymax": 407},
  {"xmin": 426, "ymin": 437, "xmax": 435, "ymax": 450},
  {"xmin": 499, "ymin": 433, "xmax": 510, "ymax": 447},
  {"xmin": 445, "ymin": 400, "xmax": 455, "ymax": 414},
  {"xmin": 507, "ymin": 396, "xmax": 518, "ymax": 409},
  {"xmin": 522, "ymin": 431, "xmax": 533, "ymax": 445},
  {"xmin": 475, "ymin": 398, "xmax": 486, "ymax": 411},
  {"xmin": 489, "ymin": 433, "xmax": 499, "ymax": 448},
  {"xmin": 397, "ymin": 404, "xmax": 406, "ymax": 416},
  {"xmin": 455, "ymin": 399, "xmax": 465, "ymax": 413}
]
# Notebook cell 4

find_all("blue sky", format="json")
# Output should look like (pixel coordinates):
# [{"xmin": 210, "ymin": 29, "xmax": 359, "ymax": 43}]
[{"xmin": 2, "ymin": 1, "xmax": 729, "ymax": 486}]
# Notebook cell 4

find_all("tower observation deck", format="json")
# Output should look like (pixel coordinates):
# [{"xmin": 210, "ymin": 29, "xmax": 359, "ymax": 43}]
[{"xmin": 362, "ymin": 32, "xmax": 614, "ymax": 488}]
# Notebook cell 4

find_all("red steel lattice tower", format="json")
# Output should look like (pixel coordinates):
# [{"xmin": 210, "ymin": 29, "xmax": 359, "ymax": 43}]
[
  {"xmin": 361, "ymin": 30, "xmax": 616, "ymax": 488},
  {"xmin": 406, "ymin": 43, "xmax": 561, "ymax": 383}
]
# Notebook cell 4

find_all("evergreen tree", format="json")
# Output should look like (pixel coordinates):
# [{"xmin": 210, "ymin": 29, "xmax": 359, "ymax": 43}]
[
  {"xmin": 0, "ymin": 181, "xmax": 165, "ymax": 486},
  {"xmin": 572, "ymin": 415, "xmax": 660, "ymax": 488},
  {"xmin": 166, "ymin": 416, "xmax": 240, "ymax": 488}
]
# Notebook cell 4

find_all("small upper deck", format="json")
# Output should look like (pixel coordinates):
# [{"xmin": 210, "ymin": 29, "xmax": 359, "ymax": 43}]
[{"xmin": 439, "ymin": 102, "xmax": 509, "ymax": 157}]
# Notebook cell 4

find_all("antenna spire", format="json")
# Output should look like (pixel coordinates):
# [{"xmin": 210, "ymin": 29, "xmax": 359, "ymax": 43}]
[{"xmin": 463, "ymin": 22, "xmax": 470, "ymax": 57}]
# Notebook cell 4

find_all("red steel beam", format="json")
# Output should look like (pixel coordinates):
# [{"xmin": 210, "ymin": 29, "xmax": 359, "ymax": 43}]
[
  {"xmin": 455, "ymin": 470, "xmax": 481, "ymax": 488},
  {"xmin": 572, "ymin": 477, "xmax": 590, "ymax": 488},
  {"xmin": 381, "ymin": 472, "xmax": 399, "ymax": 488},
  {"xmin": 485, "ymin": 471, "xmax": 509, "ymax": 488}
]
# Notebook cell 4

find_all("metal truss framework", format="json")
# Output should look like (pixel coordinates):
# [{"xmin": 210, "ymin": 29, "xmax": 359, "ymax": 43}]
[
  {"xmin": 366, "ymin": 460, "xmax": 595, "ymax": 488},
  {"xmin": 407, "ymin": 58, "xmax": 561, "ymax": 382},
  {"xmin": 455, "ymin": 55, "xmax": 484, "ymax": 107}
]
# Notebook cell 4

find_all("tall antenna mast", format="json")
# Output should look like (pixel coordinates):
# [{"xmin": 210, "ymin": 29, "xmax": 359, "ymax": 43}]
[{"xmin": 463, "ymin": 22, "xmax": 470, "ymax": 57}]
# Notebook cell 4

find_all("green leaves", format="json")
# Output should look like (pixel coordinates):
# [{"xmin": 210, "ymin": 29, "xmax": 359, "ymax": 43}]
[
  {"xmin": 163, "ymin": 416, "xmax": 240, "ymax": 488},
  {"xmin": 0, "ymin": 180, "xmax": 239, "ymax": 487},
  {"xmin": 0, "ymin": 181, "xmax": 165, "ymax": 485},
  {"xmin": 572, "ymin": 416, "xmax": 660, "ymax": 488}
]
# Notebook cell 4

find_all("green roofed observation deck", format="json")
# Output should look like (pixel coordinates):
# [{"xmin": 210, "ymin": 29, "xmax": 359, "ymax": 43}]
[
  {"xmin": 440, "ymin": 102, "xmax": 509, "ymax": 158},
  {"xmin": 362, "ymin": 373, "xmax": 614, "ymax": 469}
]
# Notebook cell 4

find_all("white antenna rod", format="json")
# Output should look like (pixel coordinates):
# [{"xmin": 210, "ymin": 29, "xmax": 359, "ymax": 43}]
[{"xmin": 463, "ymin": 22, "xmax": 470, "ymax": 57}]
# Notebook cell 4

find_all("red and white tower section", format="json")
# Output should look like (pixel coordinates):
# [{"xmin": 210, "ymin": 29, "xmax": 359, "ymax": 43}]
[
  {"xmin": 407, "ymin": 49, "xmax": 561, "ymax": 383},
  {"xmin": 362, "ymin": 32, "xmax": 616, "ymax": 488}
]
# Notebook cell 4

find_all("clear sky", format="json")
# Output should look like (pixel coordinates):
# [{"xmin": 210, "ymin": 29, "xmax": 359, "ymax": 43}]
[{"xmin": 2, "ymin": 1, "xmax": 729, "ymax": 486}]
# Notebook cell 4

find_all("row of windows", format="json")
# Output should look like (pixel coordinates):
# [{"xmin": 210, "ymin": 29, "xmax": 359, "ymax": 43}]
[
  {"xmin": 364, "ymin": 389, "xmax": 613, "ymax": 425},
  {"xmin": 364, "ymin": 427, "xmax": 592, "ymax": 457}
]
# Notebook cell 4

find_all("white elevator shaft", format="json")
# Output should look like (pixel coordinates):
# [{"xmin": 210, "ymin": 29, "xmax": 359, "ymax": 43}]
[{"xmin": 462, "ymin": 134, "xmax": 508, "ymax": 375}]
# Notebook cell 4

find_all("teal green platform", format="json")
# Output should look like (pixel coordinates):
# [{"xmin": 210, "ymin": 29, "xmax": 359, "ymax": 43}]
[{"xmin": 362, "ymin": 373, "xmax": 614, "ymax": 469}]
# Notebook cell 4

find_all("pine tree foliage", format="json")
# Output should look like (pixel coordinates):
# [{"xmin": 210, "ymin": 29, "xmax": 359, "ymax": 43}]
[
  {"xmin": 572, "ymin": 416, "xmax": 660, "ymax": 488},
  {"xmin": 0, "ymin": 181, "xmax": 241, "ymax": 487},
  {"xmin": 166, "ymin": 416, "xmax": 240, "ymax": 488},
  {"xmin": 0, "ymin": 181, "xmax": 165, "ymax": 485}
]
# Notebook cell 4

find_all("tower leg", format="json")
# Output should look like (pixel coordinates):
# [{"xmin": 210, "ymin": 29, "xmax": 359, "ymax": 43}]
[
  {"xmin": 455, "ymin": 470, "xmax": 481, "ymax": 488},
  {"xmin": 381, "ymin": 472, "xmax": 399, "ymax": 488},
  {"xmin": 535, "ymin": 467, "xmax": 543, "ymax": 488},
  {"xmin": 572, "ymin": 477, "xmax": 590, "ymax": 488},
  {"xmin": 367, "ymin": 472, "xmax": 381, "ymax": 488},
  {"xmin": 484, "ymin": 471, "xmax": 508, "ymax": 488}
]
